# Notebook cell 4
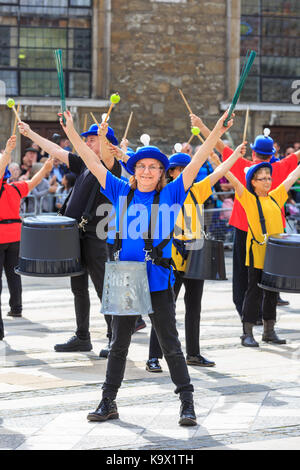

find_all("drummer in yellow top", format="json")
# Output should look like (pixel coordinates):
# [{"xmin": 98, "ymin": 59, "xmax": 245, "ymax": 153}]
[
  {"xmin": 146, "ymin": 146, "xmax": 246, "ymax": 372},
  {"xmin": 222, "ymin": 160, "xmax": 300, "ymax": 347}
]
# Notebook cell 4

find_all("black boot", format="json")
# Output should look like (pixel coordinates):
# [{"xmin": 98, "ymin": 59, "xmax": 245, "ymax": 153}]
[
  {"xmin": 87, "ymin": 397, "xmax": 119, "ymax": 422},
  {"xmin": 262, "ymin": 320, "xmax": 286, "ymax": 344},
  {"xmin": 241, "ymin": 322, "xmax": 259, "ymax": 347},
  {"xmin": 99, "ymin": 337, "xmax": 111, "ymax": 358},
  {"xmin": 179, "ymin": 392, "xmax": 197, "ymax": 426}
]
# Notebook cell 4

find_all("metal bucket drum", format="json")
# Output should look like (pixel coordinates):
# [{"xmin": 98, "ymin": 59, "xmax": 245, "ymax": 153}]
[
  {"xmin": 184, "ymin": 239, "xmax": 227, "ymax": 280},
  {"xmin": 101, "ymin": 261, "xmax": 153, "ymax": 316},
  {"xmin": 258, "ymin": 233, "xmax": 300, "ymax": 293},
  {"xmin": 15, "ymin": 215, "xmax": 84, "ymax": 277}
]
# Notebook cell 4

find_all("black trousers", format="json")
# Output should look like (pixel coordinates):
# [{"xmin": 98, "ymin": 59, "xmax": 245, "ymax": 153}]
[
  {"xmin": 232, "ymin": 228, "xmax": 249, "ymax": 317},
  {"xmin": 70, "ymin": 236, "xmax": 110, "ymax": 341},
  {"xmin": 149, "ymin": 271, "xmax": 204, "ymax": 359},
  {"xmin": 0, "ymin": 241, "xmax": 22, "ymax": 335},
  {"xmin": 102, "ymin": 288, "xmax": 194, "ymax": 399},
  {"xmin": 242, "ymin": 267, "xmax": 277, "ymax": 324}
]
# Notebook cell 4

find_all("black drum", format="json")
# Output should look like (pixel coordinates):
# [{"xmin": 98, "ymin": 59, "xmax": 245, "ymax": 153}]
[
  {"xmin": 184, "ymin": 239, "xmax": 227, "ymax": 281},
  {"xmin": 15, "ymin": 215, "xmax": 84, "ymax": 277},
  {"xmin": 258, "ymin": 233, "xmax": 300, "ymax": 293}
]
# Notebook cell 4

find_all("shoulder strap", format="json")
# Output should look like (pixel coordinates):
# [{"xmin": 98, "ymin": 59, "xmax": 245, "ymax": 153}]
[
  {"xmin": 113, "ymin": 189, "xmax": 135, "ymax": 256},
  {"xmin": 58, "ymin": 187, "xmax": 73, "ymax": 216},
  {"xmin": 10, "ymin": 183, "xmax": 22, "ymax": 198}
]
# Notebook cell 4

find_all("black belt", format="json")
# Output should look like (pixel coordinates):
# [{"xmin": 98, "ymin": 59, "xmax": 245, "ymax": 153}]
[{"xmin": 0, "ymin": 219, "xmax": 22, "ymax": 224}]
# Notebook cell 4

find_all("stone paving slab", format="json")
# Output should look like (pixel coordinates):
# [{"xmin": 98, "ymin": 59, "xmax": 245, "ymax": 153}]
[{"xmin": 1, "ymin": 254, "xmax": 300, "ymax": 450}]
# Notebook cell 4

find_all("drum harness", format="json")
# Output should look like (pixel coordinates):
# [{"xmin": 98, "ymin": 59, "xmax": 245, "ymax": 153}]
[
  {"xmin": 112, "ymin": 189, "xmax": 176, "ymax": 272},
  {"xmin": 173, "ymin": 188, "xmax": 206, "ymax": 268},
  {"xmin": 0, "ymin": 179, "xmax": 22, "ymax": 225},
  {"xmin": 248, "ymin": 194, "xmax": 282, "ymax": 267}
]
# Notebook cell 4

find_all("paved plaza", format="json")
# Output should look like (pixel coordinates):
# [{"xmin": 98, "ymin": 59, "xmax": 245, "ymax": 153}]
[{"xmin": 1, "ymin": 253, "xmax": 300, "ymax": 451}]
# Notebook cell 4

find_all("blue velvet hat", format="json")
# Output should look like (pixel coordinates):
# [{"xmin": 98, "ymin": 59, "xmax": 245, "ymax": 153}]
[
  {"xmin": 168, "ymin": 152, "xmax": 191, "ymax": 169},
  {"xmin": 3, "ymin": 166, "xmax": 11, "ymax": 180},
  {"xmin": 245, "ymin": 162, "xmax": 273, "ymax": 194},
  {"xmin": 126, "ymin": 146, "xmax": 169, "ymax": 174},
  {"xmin": 81, "ymin": 124, "xmax": 118, "ymax": 145},
  {"xmin": 250, "ymin": 134, "xmax": 276, "ymax": 156}
]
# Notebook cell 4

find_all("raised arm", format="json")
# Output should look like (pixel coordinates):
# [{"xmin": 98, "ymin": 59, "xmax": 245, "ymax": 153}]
[
  {"xmin": 208, "ymin": 144, "xmax": 245, "ymax": 197},
  {"xmin": 60, "ymin": 111, "xmax": 108, "ymax": 189},
  {"xmin": 18, "ymin": 121, "xmax": 70, "ymax": 167},
  {"xmin": 182, "ymin": 110, "xmax": 234, "ymax": 191},
  {"xmin": 0, "ymin": 135, "xmax": 16, "ymax": 178},
  {"xmin": 27, "ymin": 158, "xmax": 54, "ymax": 192},
  {"xmin": 190, "ymin": 113, "xmax": 226, "ymax": 155},
  {"xmin": 283, "ymin": 164, "xmax": 300, "ymax": 192}
]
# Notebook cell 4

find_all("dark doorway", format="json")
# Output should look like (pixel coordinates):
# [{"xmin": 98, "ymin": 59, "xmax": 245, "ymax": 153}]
[{"xmin": 267, "ymin": 126, "xmax": 300, "ymax": 156}]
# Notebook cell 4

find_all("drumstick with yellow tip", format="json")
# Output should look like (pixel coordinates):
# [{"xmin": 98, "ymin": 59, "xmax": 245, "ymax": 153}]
[{"xmin": 12, "ymin": 104, "xmax": 20, "ymax": 135}]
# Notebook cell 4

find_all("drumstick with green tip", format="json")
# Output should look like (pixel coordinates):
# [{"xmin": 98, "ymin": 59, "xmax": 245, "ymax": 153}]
[
  {"xmin": 6, "ymin": 98, "xmax": 21, "ymax": 124},
  {"xmin": 104, "ymin": 93, "xmax": 121, "ymax": 123}
]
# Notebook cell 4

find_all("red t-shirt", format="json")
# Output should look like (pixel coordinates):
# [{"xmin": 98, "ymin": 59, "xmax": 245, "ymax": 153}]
[
  {"xmin": 222, "ymin": 146, "xmax": 298, "ymax": 231},
  {"xmin": 0, "ymin": 178, "xmax": 29, "ymax": 244}
]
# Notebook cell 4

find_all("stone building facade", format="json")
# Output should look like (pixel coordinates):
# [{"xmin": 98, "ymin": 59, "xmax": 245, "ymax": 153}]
[{"xmin": 0, "ymin": 0, "xmax": 299, "ymax": 161}]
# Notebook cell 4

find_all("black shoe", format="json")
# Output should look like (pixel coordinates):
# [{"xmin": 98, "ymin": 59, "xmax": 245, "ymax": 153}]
[
  {"xmin": 7, "ymin": 311, "xmax": 22, "ymax": 318},
  {"xmin": 54, "ymin": 335, "xmax": 92, "ymax": 352},
  {"xmin": 134, "ymin": 317, "xmax": 146, "ymax": 333},
  {"xmin": 87, "ymin": 397, "xmax": 119, "ymax": 422},
  {"xmin": 277, "ymin": 296, "xmax": 290, "ymax": 307},
  {"xmin": 99, "ymin": 339, "xmax": 111, "ymax": 358},
  {"xmin": 179, "ymin": 400, "xmax": 197, "ymax": 426},
  {"xmin": 0, "ymin": 331, "xmax": 4, "ymax": 341},
  {"xmin": 186, "ymin": 354, "xmax": 215, "ymax": 367},
  {"xmin": 146, "ymin": 358, "xmax": 162, "ymax": 373}
]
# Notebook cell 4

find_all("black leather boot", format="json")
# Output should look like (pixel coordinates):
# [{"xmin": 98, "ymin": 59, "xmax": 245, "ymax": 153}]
[
  {"xmin": 262, "ymin": 320, "xmax": 286, "ymax": 344},
  {"xmin": 87, "ymin": 397, "xmax": 119, "ymax": 422},
  {"xmin": 179, "ymin": 392, "xmax": 197, "ymax": 426},
  {"xmin": 241, "ymin": 322, "xmax": 259, "ymax": 347}
]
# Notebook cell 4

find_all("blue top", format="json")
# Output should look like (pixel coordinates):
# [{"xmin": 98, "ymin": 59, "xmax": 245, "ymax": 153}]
[{"xmin": 101, "ymin": 171, "xmax": 189, "ymax": 291}]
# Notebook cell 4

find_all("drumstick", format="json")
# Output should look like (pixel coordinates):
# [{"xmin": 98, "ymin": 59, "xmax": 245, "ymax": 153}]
[
  {"xmin": 83, "ymin": 113, "xmax": 88, "ymax": 133},
  {"xmin": 90, "ymin": 112, "xmax": 99, "ymax": 127},
  {"xmin": 178, "ymin": 89, "xmax": 193, "ymax": 114},
  {"xmin": 243, "ymin": 106, "xmax": 250, "ymax": 142},
  {"xmin": 187, "ymin": 134, "xmax": 194, "ymax": 145},
  {"xmin": 122, "ymin": 111, "xmax": 133, "ymax": 140},
  {"xmin": 12, "ymin": 104, "xmax": 20, "ymax": 135}
]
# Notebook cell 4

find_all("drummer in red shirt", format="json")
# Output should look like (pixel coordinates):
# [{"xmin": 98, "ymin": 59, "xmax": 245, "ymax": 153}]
[
  {"xmin": 190, "ymin": 114, "xmax": 300, "ymax": 319},
  {"xmin": 0, "ymin": 135, "xmax": 53, "ymax": 340}
]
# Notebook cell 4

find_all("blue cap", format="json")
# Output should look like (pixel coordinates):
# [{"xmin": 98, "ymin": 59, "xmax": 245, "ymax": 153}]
[
  {"xmin": 3, "ymin": 166, "xmax": 11, "ymax": 180},
  {"xmin": 126, "ymin": 146, "xmax": 170, "ymax": 174},
  {"xmin": 250, "ymin": 134, "xmax": 276, "ymax": 156},
  {"xmin": 246, "ymin": 162, "xmax": 273, "ymax": 194},
  {"xmin": 168, "ymin": 152, "xmax": 191, "ymax": 169},
  {"xmin": 80, "ymin": 124, "xmax": 118, "ymax": 145}
]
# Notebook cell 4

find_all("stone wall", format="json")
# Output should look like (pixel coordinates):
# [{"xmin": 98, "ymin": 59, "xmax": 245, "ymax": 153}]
[{"xmin": 109, "ymin": 0, "xmax": 228, "ymax": 153}]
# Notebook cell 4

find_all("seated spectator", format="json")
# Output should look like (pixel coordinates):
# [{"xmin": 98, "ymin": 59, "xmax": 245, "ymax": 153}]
[
  {"xmin": 55, "ymin": 173, "xmax": 76, "ymax": 211},
  {"xmin": 7, "ymin": 162, "xmax": 21, "ymax": 182}
]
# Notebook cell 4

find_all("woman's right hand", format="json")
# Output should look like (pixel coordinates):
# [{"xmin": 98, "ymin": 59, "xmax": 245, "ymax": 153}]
[
  {"xmin": 18, "ymin": 121, "xmax": 31, "ymax": 137},
  {"xmin": 97, "ymin": 121, "xmax": 109, "ymax": 139}
]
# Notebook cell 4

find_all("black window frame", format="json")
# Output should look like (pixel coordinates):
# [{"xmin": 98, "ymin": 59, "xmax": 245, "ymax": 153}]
[
  {"xmin": 0, "ymin": 0, "xmax": 92, "ymax": 98},
  {"xmin": 240, "ymin": 4, "xmax": 300, "ymax": 103}
]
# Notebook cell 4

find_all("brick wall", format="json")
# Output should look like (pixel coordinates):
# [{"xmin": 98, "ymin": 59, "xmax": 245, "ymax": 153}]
[{"xmin": 109, "ymin": 0, "xmax": 228, "ymax": 153}]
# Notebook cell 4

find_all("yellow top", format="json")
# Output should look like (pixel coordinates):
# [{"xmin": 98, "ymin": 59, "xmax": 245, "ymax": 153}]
[
  {"xmin": 236, "ymin": 183, "xmax": 288, "ymax": 269},
  {"xmin": 172, "ymin": 176, "xmax": 212, "ymax": 271}
]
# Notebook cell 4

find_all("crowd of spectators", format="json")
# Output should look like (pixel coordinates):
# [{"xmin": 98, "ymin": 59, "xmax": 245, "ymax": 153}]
[{"xmin": 0, "ymin": 134, "xmax": 75, "ymax": 215}]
